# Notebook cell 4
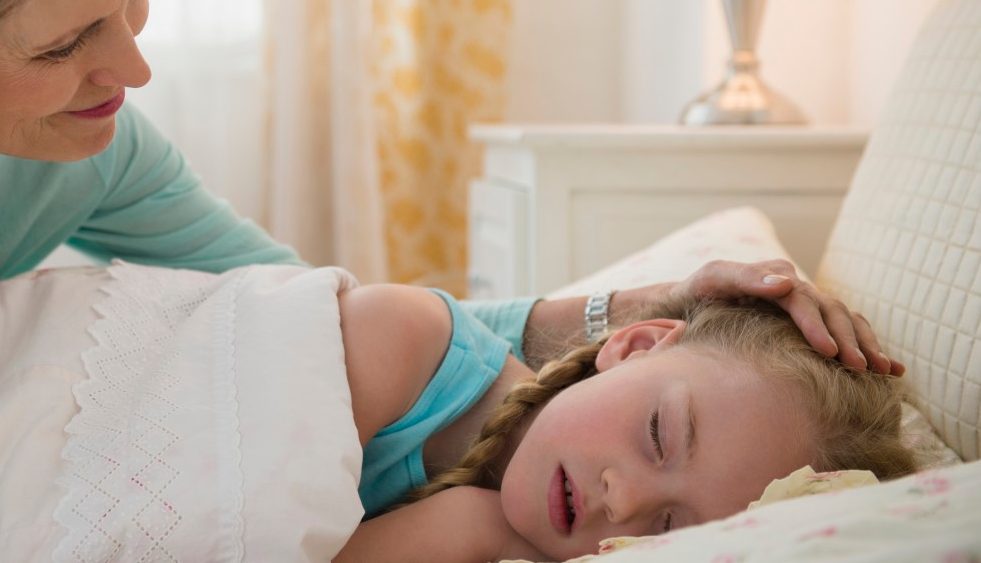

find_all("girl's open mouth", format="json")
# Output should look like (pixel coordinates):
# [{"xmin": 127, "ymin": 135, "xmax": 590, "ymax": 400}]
[{"xmin": 548, "ymin": 465, "xmax": 577, "ymax": 534}]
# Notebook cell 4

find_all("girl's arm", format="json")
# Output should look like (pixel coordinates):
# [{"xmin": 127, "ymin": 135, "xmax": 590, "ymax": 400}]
[{"xmin": 334, "ymin": 487, "xmax": 546, "ymax": 563}]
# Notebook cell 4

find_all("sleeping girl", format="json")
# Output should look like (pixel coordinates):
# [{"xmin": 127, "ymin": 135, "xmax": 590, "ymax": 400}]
[
  {"xmin": 337, "ymin": 274, "xmax": 917, "ymax": 562},
  {"xmin": 0, "ymin": 261, "xmax": 915, "ymax": 562}
]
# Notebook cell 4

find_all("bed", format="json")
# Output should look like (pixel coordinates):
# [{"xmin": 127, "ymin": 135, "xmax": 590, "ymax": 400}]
[
  {"xmin": 516, "ymin": 0, "xmax": 981, "ymax": 559},
  {"xmin": 0, "ymin": 0, "xmax": 978, "ymax": 561}
]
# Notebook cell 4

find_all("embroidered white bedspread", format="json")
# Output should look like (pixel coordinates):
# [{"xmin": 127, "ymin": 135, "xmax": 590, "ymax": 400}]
[{"xmin": 0, "ymin": 263, "xmax": 365, "ymax": 562}]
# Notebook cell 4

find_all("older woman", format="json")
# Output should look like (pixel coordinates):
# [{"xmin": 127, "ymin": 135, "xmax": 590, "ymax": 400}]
[{"xmin": 0, "ymin": 0, "xmax": 901, "ymax": 374}]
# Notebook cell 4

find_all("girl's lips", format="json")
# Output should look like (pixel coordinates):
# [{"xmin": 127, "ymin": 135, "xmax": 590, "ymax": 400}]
[
  {"xmin": 548, "ymin": 466, "xmax": 571, "ymax": 535},
  {"xmin": 68, "ymin": 91, "xmax": 126, "ymax": 119},
  {"xmin": 566, "ymin": 470, "xmax": 583, "ymax": 532}
]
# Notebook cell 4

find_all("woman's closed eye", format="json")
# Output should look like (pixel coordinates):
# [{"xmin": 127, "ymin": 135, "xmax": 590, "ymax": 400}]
[{"xmin": 38, "ymin": 21, "xmax": 104, "ymax": 63}]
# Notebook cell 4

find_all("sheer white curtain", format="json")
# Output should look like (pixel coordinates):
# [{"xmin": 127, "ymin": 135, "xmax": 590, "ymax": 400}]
[
  {"xmin": 129, "ymin": 0, "xmax": 387, "ymax": 281},
  {"xmin": 263, "ymin": 0, "xmax": 387, "ymax": 279},
  {"xmin": 130, "ymin": 1, "xmax": 267, "ymax": 221}
]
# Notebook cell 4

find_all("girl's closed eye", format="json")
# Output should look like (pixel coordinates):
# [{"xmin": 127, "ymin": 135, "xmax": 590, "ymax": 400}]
[{"xmin": 648, "ymin": 409, "xmax": 665, "ymax": 458}]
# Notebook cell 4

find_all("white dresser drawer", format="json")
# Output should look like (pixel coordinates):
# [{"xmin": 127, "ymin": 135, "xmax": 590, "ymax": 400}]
[
  {"xmin": 469, "ymin": 125, "xmax": 867, "ymax": 298},
  {"xmin": 468, "ymin": 179, "xmax": 530, "ymax": 299}
]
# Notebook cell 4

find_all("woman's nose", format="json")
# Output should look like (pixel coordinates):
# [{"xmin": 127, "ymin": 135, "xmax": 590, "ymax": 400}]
[
  {"xmin": 89, "ymin": 22, "xmax": 152, "ymax": 89},
  {"xmin": 601, "ymin": 466, "xmax": 662, "ymax": 525}
]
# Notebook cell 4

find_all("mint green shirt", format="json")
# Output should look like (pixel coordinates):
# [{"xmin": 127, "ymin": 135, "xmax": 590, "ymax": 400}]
[{"xmin": 0, "ymin": 103, "xmax": 536, "ymax": 360}]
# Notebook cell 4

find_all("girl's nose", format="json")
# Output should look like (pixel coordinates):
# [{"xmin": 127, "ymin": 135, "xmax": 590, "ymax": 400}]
[{"xmin": 601, "ymin": 466, "xmax": 663, "ymax": 525}]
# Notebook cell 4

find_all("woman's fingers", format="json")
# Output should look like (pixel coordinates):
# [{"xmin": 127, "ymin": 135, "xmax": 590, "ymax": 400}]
[
  {"xmin": 850, "ymin": 312, "xmax": 892, "ymax": 375},
  {"xmin": 775, "ymin": 288, "xmax": 840, "ymax": 358},
  {"xmin": 819, "ymin": 298, "xmax": 868, "ymax": 371},
  {"xmin": 685, "ymin": 259, "xmax": 798, "ymax": 299},
  {"xmin": 680, "ymin": 260, "xmax": 902, "ymax": 375},
  {"xmin": 781, "ymin": 290, "xmax": 900, "ymax": 376}
]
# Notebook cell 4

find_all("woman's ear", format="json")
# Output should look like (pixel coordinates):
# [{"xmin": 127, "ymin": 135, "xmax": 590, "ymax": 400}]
[{"xmin": 595, "ymin": 319, "xmax": 686, "ymax": 372}]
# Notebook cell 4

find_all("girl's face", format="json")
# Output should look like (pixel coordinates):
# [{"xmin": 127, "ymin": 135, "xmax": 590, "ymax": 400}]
[
  {"xmin": 0, "ymin": 0, "xmax": 151, "ymax": 161},
  {"xmin": 500, "ymin": 320, "xmax": 815, "ymax": 560}
]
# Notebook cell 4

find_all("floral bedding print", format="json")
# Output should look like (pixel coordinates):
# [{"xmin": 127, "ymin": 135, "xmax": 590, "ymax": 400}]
[{"xmin": 506, "ymin": 460, "xmax": 981, "ymax": 562}]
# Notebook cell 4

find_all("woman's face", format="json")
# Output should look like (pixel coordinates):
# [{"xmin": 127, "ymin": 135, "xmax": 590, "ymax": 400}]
[
  {"xmin": 500, "ymin": 321, "xmax": 815, "ymax": 560},
  {"xmin": 0, "ymin": 0, "xmax": 151, "ymax": 161}
]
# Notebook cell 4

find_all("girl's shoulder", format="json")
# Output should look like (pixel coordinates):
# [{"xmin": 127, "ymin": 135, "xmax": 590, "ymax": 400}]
[{"xmin": 339, "ymin": 285, "xmax": 454, "ymax": 446}]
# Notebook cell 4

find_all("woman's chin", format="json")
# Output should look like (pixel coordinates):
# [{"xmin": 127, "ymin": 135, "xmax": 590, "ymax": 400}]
[{"xmin": 3, "ymin": 118, "xmax": 117, "ymax": 162}]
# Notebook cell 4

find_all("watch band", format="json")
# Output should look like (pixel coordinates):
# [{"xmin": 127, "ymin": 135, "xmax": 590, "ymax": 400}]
[{"xmin": 584, "ymin": 290, "xmax": 616, "ymax": 343}]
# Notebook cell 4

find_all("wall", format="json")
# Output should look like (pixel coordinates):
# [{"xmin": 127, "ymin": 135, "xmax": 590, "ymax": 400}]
[
  {"xmin": 849, "ymin": 0, "xmax": 941, "ymax": 126},
  {"xmin": 507, "ymin": 0, "xmax": 624, "ymax": 122},
  {"xmin": 506, "ymin": 0, "xmax": 941, "ymax": 126}
]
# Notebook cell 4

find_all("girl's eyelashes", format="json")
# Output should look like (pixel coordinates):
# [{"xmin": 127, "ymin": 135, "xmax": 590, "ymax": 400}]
[{"xmin": 648, "ymin": 409, "xmax": 664, "ymax": 458}]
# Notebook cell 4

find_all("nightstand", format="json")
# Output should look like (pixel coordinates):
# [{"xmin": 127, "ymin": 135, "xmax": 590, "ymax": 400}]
[{"xmin": 468, "ymin": 124, "xmax": 868, "ymax": 299}]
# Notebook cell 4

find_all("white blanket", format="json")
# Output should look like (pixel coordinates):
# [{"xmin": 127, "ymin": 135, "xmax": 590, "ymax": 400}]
[{"xmin": 0, "ymin": 263, "xmax": 365, "ymax": 562}]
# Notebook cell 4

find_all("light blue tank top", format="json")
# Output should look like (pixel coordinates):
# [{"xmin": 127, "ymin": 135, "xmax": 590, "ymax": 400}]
[{"xmin": 358, "ymin": 289, "xmax": 512, "ymax": 516}]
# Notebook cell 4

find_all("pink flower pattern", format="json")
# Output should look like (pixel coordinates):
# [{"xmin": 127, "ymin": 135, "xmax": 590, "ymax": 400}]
[
  {"xmin": 913, "ymin": 472, "xmax": 951, "ymax": 496},
  {"xmin": 798, "ymin": 526, "xmax": 838, "ymax": 541}
]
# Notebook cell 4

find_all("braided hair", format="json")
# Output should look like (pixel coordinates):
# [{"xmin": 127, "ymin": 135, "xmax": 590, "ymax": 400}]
[{"xmin": 405, "ymin": 342, "xmax": 605, "ymax": 502}]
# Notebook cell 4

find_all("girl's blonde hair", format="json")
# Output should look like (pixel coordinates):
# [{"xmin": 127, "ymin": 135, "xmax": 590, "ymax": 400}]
[{"xmin": 408, "ymin": 296, "xmax": 916, "ymax": 503}]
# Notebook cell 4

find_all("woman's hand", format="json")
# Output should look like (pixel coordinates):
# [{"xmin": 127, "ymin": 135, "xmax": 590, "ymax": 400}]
[
  {"xmin": 656, "ymin": 259, "xmax": 903, "ymax": 376},
  {"xmin": 523, "ymin": 259, "xmax": 903, "ymax": 376}
]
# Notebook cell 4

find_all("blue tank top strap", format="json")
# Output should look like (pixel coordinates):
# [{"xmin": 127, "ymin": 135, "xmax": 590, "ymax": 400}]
[{"xmin": 358, "ymin": 288, "xmax": 511, "ymax": 516}]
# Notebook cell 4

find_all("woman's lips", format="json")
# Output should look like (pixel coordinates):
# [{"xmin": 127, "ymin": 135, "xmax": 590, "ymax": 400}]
[
  {"xmin": 68, "ymin": 91, "xmax": 126, "ymax": 119},
  {"xmin": 548, "ymin": 466, "xmax": 571, "ymax": 535}
]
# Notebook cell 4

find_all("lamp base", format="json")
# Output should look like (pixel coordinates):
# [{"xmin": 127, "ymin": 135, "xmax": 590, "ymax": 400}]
[{"xmin": 680, "ymin": 68, "xmax": 808, "ymax": 126}]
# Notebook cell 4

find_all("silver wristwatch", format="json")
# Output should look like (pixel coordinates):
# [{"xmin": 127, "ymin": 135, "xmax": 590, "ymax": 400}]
[{"xmin": 584, "ymin": 290, "xmax": 616, "ymax": 343}]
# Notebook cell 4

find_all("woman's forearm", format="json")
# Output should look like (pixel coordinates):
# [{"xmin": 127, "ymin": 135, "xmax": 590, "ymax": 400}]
[{"xmin": 521, "ymin": 283, "xmax": 676, "ymax": 370}]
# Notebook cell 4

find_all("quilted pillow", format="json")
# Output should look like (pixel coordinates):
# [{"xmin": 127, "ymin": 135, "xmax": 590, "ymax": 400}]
[{"xmin": 816, "ymin": 0, "xmax": 981, "ymax": 461}]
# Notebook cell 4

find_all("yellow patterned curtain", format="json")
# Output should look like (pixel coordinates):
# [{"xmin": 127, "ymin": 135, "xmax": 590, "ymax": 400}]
[{"xmin": 372, "ymin": 0, "xmax": 513, "ymax": 296}]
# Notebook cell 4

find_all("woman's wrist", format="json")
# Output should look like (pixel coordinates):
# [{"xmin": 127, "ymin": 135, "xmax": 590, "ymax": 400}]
[
  {"xmin": 606, "ymin": 282, "xmax": 676, "ymax": 325},
  {"xmin": 520, "ymin": 282, "xmax": 678, "ymax": 370}
]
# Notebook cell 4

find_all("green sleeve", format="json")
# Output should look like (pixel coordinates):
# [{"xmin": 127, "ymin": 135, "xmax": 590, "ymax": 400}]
[
  {"xmin": 458, "ymin": 297, "xmax": 538, "ymax": 364},
  {"xmin": 70, "ymin": 104, "xmax": 304, "ymax": 272}
]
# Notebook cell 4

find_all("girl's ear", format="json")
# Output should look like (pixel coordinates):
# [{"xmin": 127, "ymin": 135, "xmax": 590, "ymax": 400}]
[{"xmin": 595, "ymin": 319, "xmax": 686, "ymax": 372}]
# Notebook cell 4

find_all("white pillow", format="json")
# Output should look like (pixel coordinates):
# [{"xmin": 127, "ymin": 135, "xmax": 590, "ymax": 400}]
[
  {"xmin": 511, "ymin": 459, "xmax": 981, "ymax": 563},
  {"xmin": 547, "ymin": 206, "xmax": 960, "ymax": 468},
  {"xmin": 547, "ymin": 206, "xmax": 803, "ymax": 300}
]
